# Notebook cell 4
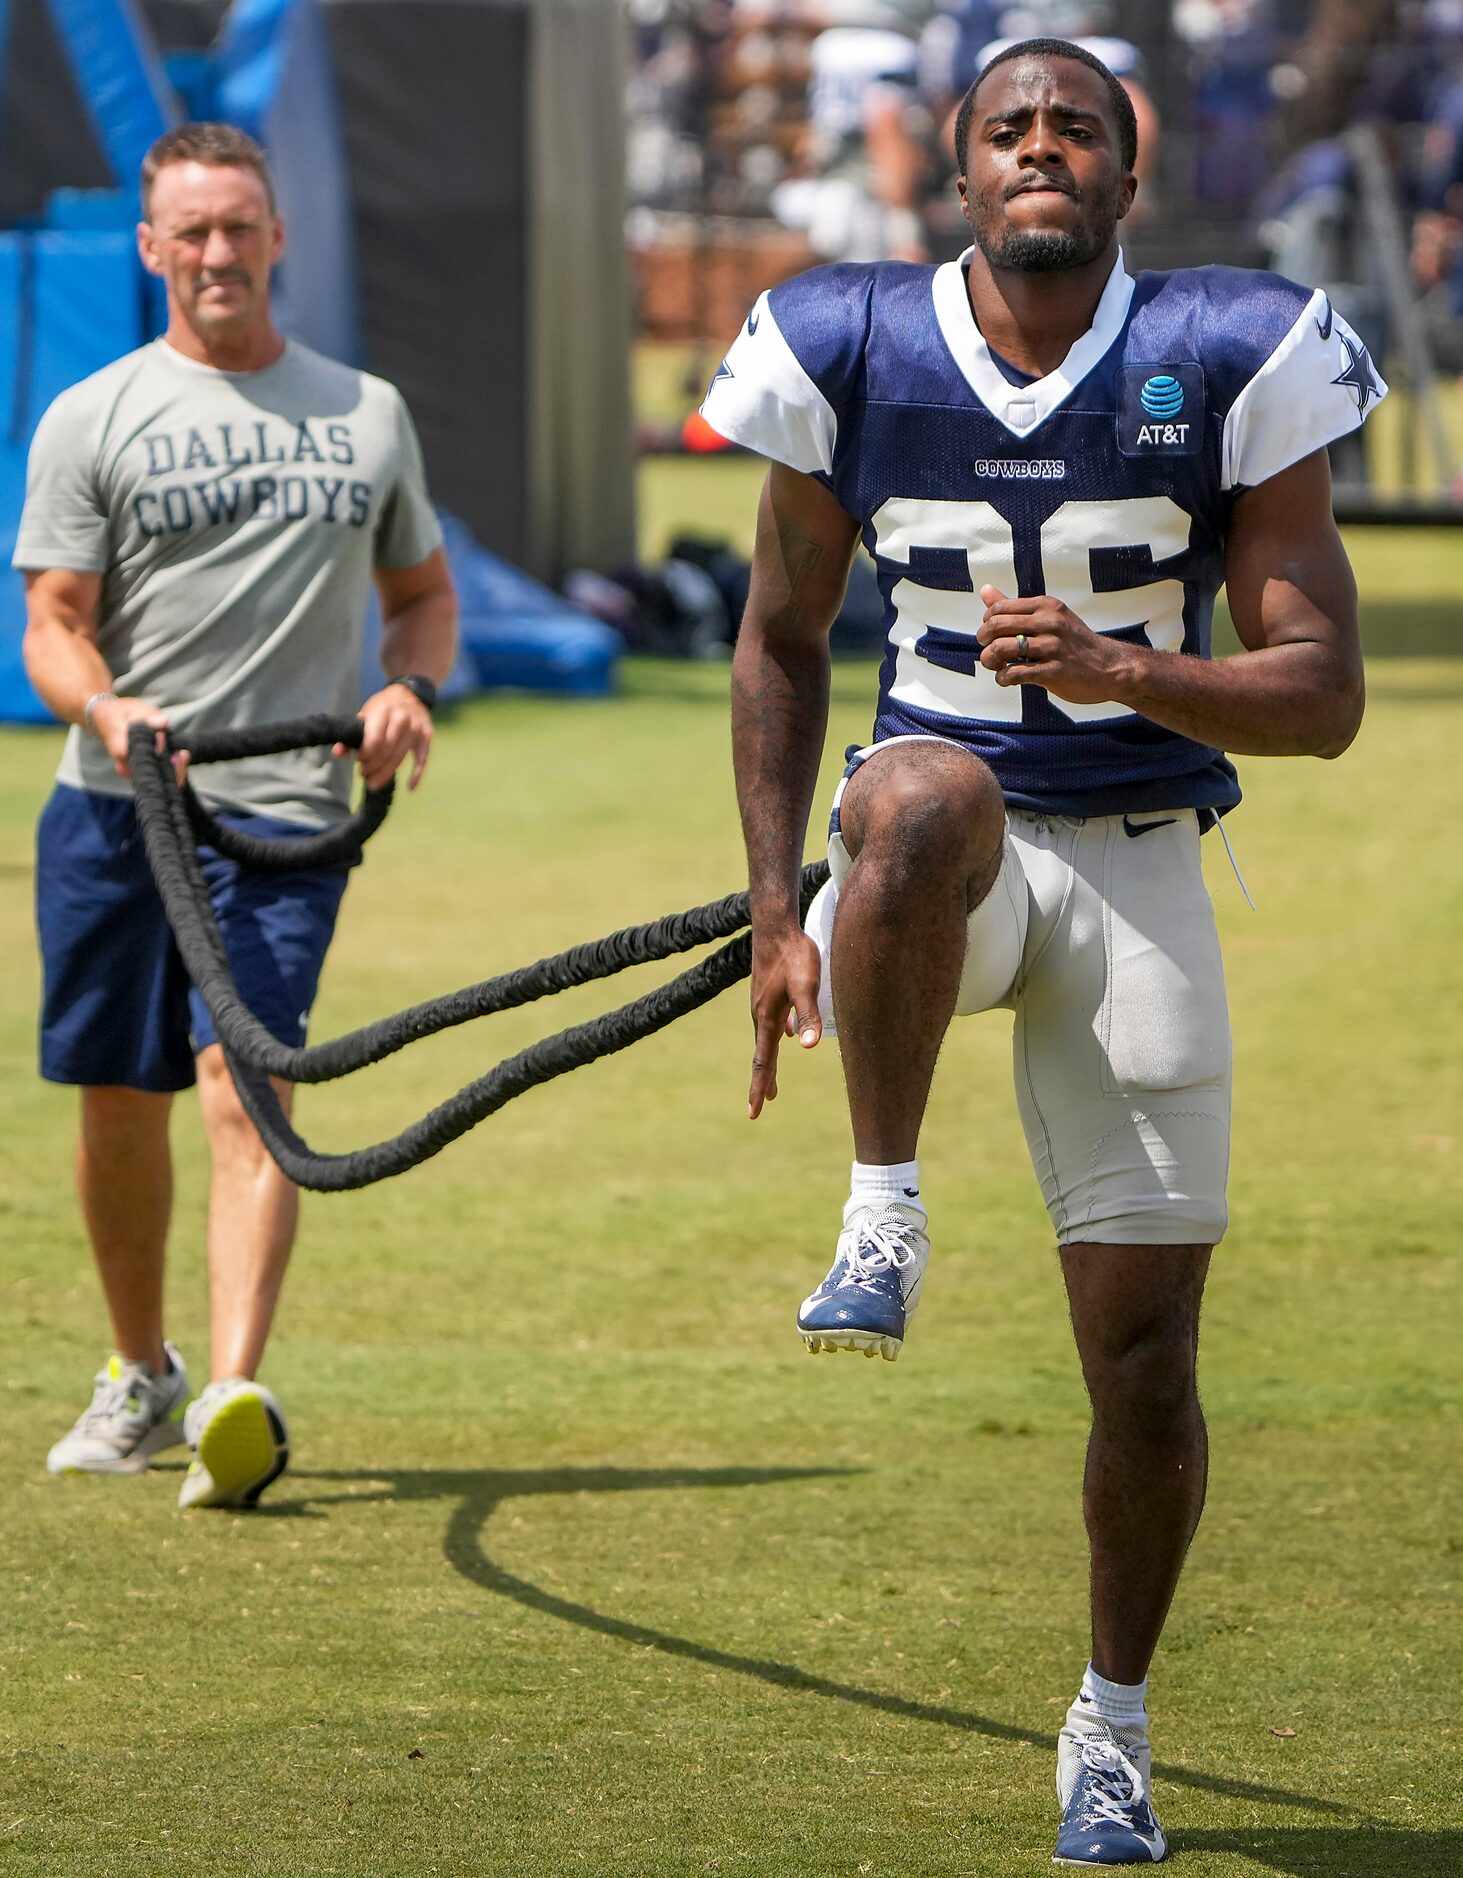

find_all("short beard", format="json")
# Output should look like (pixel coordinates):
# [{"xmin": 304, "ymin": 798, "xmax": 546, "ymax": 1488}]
[{"xmin": 977, "ymin": 210, "xmax": 1115, "ymax": 275}]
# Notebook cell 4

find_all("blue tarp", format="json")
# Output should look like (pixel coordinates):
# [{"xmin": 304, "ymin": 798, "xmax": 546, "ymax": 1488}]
[
  {"xmin": 0, "ymin": 229, "xmax": 145, "ymax": 724},
  {"xmin": 360, "ymin": 513, "xmax": 621, "ymax": 702},
  {"xmin": 438, "ymin": 513, "xmax": 621, "ymax": 697}
]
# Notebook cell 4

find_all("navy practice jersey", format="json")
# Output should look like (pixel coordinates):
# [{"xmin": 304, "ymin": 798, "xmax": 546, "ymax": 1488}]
[{"xmin": 701, "ymin": 251, "xmax": 1386, "ymax": 817}]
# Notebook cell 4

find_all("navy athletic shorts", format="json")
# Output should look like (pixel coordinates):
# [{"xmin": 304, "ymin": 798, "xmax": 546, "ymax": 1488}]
[{"xmin": 36, "ymin": 783, "xmax": 352, "ymax": 1092}]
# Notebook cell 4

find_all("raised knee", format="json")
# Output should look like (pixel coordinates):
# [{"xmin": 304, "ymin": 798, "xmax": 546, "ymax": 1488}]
[
  {"xmin": 852, "ymin": 756, "xmax": 1001, "ymax": 878},
  {"xmin": 876, "ymin": 780, "xmax": 965, "ymax": 858}
]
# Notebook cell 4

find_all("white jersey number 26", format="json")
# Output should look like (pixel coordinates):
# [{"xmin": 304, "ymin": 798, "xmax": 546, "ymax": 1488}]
[{"xmin": 870, "ymin": 494, "xmax": 1190, "ymax": 725}]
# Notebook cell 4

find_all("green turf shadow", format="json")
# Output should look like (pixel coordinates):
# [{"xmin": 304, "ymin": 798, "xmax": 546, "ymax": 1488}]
[
  {"xmin": 283, "ymin": 1465, "xmax": 1370, "ymax": 1832},
  {"xmin": 1174, "ymin": 1826, "xmax": 1463, "ymax": 1875}
]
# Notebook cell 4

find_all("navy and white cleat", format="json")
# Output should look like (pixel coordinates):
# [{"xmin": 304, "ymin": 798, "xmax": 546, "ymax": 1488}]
[
  {"xmin": 1054, "ymin": 1732, "xmax": 1167, "ymax": 1866},
  {"xmin": 796, "ymin": 1201, "xmax": 929, "ymax": 1361}
]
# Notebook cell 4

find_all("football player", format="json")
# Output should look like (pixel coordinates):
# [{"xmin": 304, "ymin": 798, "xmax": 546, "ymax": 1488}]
[{"xmin": 705, "ymin": 37, "xmax": 1383, "ymax": 1866}]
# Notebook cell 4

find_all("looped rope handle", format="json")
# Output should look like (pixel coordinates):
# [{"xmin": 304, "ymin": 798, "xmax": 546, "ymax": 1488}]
[
  {"xmin": 180, "ymin": 780, "xmax": 394, "ymax": 873},
  {"xmin": 166, "ymin": 715, "xmax": 394, "ymax": 872},
  {"xmin": 127, "ymin": 718, "xmax": 829, "ymax": 1192}
]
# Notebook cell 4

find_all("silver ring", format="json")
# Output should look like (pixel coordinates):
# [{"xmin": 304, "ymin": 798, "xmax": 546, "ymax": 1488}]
[{"xmin": 1015, "ymin": 632, "xmax": 1029, "ymax": 661}]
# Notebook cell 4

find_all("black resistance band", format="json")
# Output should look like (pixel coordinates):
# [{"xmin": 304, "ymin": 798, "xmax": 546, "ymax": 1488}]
[{"xmin": 128, "ymin": 718, "xmax": 828, "ymax": 1193}]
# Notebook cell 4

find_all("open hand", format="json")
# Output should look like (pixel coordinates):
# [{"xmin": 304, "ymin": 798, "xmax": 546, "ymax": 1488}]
[{"xmin": 747, "ymin": 926, "xmax": 822, "ymax": 1119}]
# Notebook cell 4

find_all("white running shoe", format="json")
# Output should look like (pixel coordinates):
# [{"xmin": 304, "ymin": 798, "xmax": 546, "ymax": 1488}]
[
  {"xmin": 46, "ymin": 1345, "xmax": 190, "ymax": 1475},
  {"xmin": 796, "ymin": 1200, "xmax": 930, "ymax": 1360},
  {"xmin": 178, "ymin": 1379, "xmax": 290, "ymax": 1510}
]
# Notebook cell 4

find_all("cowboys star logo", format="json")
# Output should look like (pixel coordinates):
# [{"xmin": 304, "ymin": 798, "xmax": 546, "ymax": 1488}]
[{"xmin": 1332, "ymin": 334, "xmax": 1380, "ymax": 412}]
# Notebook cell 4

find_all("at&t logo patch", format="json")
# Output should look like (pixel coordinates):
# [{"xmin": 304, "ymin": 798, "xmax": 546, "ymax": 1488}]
[
  {"xmin": 1139, "ymin": 375, "xmax": 1185, "ymax": 418},
  {"xmin": 1117, "ymin": 363, "xmax": 1205, "ymax": 456}
]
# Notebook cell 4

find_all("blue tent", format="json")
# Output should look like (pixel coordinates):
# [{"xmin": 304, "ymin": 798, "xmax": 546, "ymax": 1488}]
[{"xmin": 362, "ymin": 516, "xmax": 621, "ymax": 706}]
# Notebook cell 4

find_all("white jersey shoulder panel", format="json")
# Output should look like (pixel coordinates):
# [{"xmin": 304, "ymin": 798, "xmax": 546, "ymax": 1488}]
[
  {"xmin": 1221, "ymin": 289, "xmax": 1388, "ymax": 491},
  {"xmin": 699, "ymin": 293, "xmax": 838, "ymax": 477}
]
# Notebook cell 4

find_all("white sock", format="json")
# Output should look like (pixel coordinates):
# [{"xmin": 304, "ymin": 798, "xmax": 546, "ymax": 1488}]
[
  {"xmin": 1073, "ymin": 1663, "xmax": 1149, "ymax": 1734},
  {"xmin": 848, "ymin": 1159, "xmax": 924, "ymax": 1215}
]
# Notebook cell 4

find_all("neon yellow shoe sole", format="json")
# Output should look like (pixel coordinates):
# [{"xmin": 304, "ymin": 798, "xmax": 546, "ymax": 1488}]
[{"xmin": 178, "ymin": 1383, "xmax": 289, "ymax": 1510}]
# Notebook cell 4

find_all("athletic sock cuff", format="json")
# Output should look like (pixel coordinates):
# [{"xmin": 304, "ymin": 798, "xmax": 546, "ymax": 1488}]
[
  {"xmin": 1077, "ymin": 1663, "xmax": 1149, "ymax": 1729},
  {"xmin": 849, "ymin": 1159, "xmax": 923, "ymax": 1208}
]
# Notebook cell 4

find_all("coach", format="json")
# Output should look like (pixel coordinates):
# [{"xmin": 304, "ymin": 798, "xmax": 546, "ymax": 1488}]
[{"xmin": 17, "ymin": 124, "xmax": 457, "ymax": 1510}]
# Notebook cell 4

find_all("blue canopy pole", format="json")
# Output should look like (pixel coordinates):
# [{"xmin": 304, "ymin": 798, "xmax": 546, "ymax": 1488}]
[{"xmin": 43, "ymin": 0, "xmax": 180, "ymax": 199}]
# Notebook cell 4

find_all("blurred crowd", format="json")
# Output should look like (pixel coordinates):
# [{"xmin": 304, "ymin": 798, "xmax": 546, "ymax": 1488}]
[
  {"xmin": 627, "ymin": 0, "xmax": 1158, "ymax": 261},
  {"xmin": 626, "ymin": 0, "xmax": 1463, "ymax": 384}
]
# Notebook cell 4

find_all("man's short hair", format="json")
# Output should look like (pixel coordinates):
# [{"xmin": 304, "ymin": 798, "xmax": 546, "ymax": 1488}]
[
  {"xmin": 954, "ymin": 38, "xmax": 1139, "ymax": 178},
  {"xmin": 141, "ymin": 123, "xmax": 277, "ymax": 219}
]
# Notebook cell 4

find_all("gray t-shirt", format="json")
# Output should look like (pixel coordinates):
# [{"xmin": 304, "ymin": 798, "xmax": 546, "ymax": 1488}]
[{"xmin": 14, "ymin": 337, "xmax": 442, "ymax": 825}]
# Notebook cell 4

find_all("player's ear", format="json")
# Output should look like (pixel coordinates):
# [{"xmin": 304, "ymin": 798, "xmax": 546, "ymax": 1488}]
[
  {"xmin": 1116, "ymin": 172, "xmax": 1137, "ymax": 223},
  {"xmin": 137, "ymin": 222, "xmax": 164, "ymax": 278},
  {"xmin": 270, "ymin": 214, "xmax": 287, "ymax": 266}
]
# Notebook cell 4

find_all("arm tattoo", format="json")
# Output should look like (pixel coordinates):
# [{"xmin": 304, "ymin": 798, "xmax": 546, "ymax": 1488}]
[{"xmin": 767, "ymin": 520, "xmax": 825, "ymax": 630}]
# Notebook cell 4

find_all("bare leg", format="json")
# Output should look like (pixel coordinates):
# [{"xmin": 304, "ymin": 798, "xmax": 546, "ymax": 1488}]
[
  {"xmin": 1061, "ymin": 1242, "xmax": 1212, "ymax": 1685},
  {"xmin": 76, "ymin": 1086, "xmax": 174, "ymax": 1374},
  {"xmin": 195, "ymin": 1044, "xmax": 298, "ymax": 1382},
  {"xmin": 832, "ymin": 744, "xmax": 1005, "ymax": 1162}
]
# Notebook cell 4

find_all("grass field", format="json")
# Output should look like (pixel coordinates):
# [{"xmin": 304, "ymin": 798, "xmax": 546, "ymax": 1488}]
[{"xmin": 1, "ymin": 499, "xmax": 1460, "ymax": 1876}]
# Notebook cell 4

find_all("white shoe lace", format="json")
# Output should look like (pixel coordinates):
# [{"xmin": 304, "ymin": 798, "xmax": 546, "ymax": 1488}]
[
  {"xmin": 842, "ymin": 1213, "xmax": 925, "ymax": 1284},
  {"xmin": 1076, "ymin": 1739, "xmax": 1148, "ymax": 1828},
  {"xmin": 79, "ymin": 1371, "xmax": 149, "ymax": 1430}
]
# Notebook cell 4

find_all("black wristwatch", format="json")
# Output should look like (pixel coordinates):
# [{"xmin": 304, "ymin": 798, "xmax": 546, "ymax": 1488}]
[{"xmin": 388, "ymin": 673, "xmax": 438, "ymax": 712}]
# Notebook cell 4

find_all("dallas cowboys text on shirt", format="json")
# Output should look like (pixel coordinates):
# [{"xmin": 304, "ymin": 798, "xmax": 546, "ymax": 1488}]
[{"xmin": 132, "ymin": 417, "xmax": 371, "ymax": 536}]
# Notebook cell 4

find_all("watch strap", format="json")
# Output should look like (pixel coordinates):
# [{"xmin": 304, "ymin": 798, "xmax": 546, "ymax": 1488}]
[{"xmin": 388, "ymin": 673, "xmax": 438, "ymax": 711}]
